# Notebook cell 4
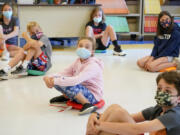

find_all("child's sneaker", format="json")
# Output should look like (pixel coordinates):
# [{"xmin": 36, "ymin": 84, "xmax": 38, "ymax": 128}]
[
  {"xmin": 50, "ymin": 95, "xmax": 69, "ymax": 104},
  {"xmin": 11, "ymin": 65, "xmax": 28, "ymax": 76},
  {"xmin": 1, "ymin": 51, "xmax": 10, "ymax": 61},
  {"xmin": 0, "ymin": 69, "xmax": 8, "ymax": 80},
  {"xmin": 79, "ymin": 103, "xmax": 97, "ymax": 115},
  {"xmin": 113, "ymin": 47, "xmax": 126, "ymax": 56}
]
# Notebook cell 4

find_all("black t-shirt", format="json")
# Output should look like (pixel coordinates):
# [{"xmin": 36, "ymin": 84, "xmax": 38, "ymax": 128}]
[
  {"xmin": 0, "ymin": 16, "xmax": 19, "ymax": 45},
  {"xmin": 142, "ymin": 105, "xmax": 180, "ymax": 135},
  {"xmin": 86, "ymin": 21, "xmax": 106, "ymax": 35}
]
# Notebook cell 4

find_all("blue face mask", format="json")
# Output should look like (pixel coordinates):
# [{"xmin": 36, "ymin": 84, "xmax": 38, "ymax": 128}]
[
  {"xmin": 93, "ymin": 17, "xmax": 102, "ymax": 23},
  {"xmin": 3, "ymin": 11, "xmax": 12, "ymax": 19},
  {"xmin": 76, "ymin": 48, "xmax": 91, "ymax": 59}
]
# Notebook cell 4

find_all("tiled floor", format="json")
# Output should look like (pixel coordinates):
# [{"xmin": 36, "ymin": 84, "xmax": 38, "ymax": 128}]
[{"xmin": 0, "ymin": 47, "xmax": 159, "ymax": 135}]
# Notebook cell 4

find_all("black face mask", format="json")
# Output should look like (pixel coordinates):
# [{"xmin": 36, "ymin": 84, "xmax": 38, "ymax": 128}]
[{"xmin": 31, "ymin": 32, "xmax": 43, "ymax": 40}]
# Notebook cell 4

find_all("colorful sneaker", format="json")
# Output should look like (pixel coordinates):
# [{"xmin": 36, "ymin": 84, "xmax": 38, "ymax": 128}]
[
  {"xmin": 11, "ymin": 65, "xmax": 28, "ymax": 76},
  {"xmin": 1, "ymin": 50, "xmax": 10, "ymax": 61},
  {"xmin": 50, "ymin": 95, "xmax": 69, "ymax": 104},
  {"xmin": 0, "ymin": 69, "xmax": 8, "ymax": 80},
  {"xmin": 79, "ymin": 103, "xmax": 97, "ymax": 115},
  {"xmin": 113, "ymin": 47, "xmax": 126, "ymax": 56}
]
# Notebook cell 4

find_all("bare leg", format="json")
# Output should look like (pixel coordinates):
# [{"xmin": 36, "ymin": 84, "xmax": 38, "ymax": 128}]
[
  {"xmin": 0, "ymin": 25, "xmax": 5, "ymax": 50},
  {"xmin": 8, "ymin": 45, "xmax": 41, "ymax": 69},
  {"xmin": 86, "ymin": 26, "xmax": 96, "ymax": 44},
  {"xmin": 137, "ymin": 56, "xmax": 151, "ymax": 69},
  {"xmin": 22, "ymin": 32, "xmax": 42, "ymax": 59},
  {"xmin": 99, "ymin": 104, "xmax": 135, "ymax": 135},
  {"xmin": 7, "ymin": 45, "xmax": 21, "ymax": 57},
  {"xmin": 8, "ymin": 48, "xmax": 25, "ymax": 68},
  {"xmin": 24, "ymin": 48, "xmax": 36, "ymax": 61},
  {"xmin": 86, "ymin": 26, "xmax": 95, "ymax": 38},
  {"xmin": 101, "ymin": 25, "xmax": 117, "ymax": 47},
  {"xmin": 74, "ymin": 92, "xmax": 90, "ymax": 105},
  {"xmin": 147, "ymin": 57, "xmax": 176, "ymax": 72}
]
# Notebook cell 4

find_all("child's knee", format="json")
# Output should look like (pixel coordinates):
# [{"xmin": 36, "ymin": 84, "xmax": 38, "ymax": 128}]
[
  {"xmin": 107, "ymin": 25, "xmax": 113, "ymax": 29},
  {"xmin": 109, "ymin": 105, "xmax": 128, "ymax": 118},
  {"xmin": 137, "ymin": 60, "xmax": 141, "ymax": 67},
  {"xmin": 18, "ymin": 48, "xmax": 25, "ymax": 56},
  {"xmin": 109, "ymin": 104, "xmax": 122, "ymax": 111},
  {"xmin": 86, "ymin": 26, "xmax": 93, "ymax": 31},
  {"xmin": 106, "ymin": 25, "xmax": 113, "ymax": 30},
  {"xmin": 137, "ymin": 59, "xmax": 143, "ymax": 68},
  {"xmin": 0, "ymin": 25, "xmax": 3, "ymax": 31}
]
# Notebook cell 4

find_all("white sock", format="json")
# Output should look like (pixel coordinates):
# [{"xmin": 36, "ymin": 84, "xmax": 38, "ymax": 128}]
[
  {"xmin": 22, "ymin": 60, "xmax": 30, "ymax": 69},
  {"xmin": 3, "ymin": 65, "xmax": 11, "ymax": 73}
]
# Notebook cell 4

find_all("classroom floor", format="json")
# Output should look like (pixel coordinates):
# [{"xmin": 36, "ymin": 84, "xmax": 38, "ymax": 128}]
[{"xmin": 0, "ymin": 45, "xmax": 159, "ymax": 135}]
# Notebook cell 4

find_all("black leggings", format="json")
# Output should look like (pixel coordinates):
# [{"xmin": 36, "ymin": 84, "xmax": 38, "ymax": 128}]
[{"xmin": 96, "ymin": 38, "xmax": 110, "ymax": 50}]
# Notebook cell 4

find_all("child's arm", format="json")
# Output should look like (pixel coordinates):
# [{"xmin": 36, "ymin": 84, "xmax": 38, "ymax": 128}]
[
  {"xmin": 96, "ymin": 119, "xmax": 165, "ymax": 135},
  {"xmin": 22, "ymin": 32, "xmax": 44, "ymax": 50},
  {"xmin": 53, "ymin": 62, "xmax": 101, "ymax": 86},
  {"xmin": 158, "ymin": 32, "xmax": 180, "ymax": 57},
  {"xmin": 3, "ymin": 26, "xmax": 19, "ymax": 40},
  {"xmin": 131, "ymin": 112, "xmax": 146, "ymax": 122},
  {"xmin": 94, "ymin": 32, "xmax": 104, "ymax": 39},
  {"xmin": 151, "ymin": 37, "xmax": 159, "ymax": 58},
  {"xmin": 48, "ymin": 60, "xmax": 76, "ymax": 79},
  {"xmin": 43, "ymin": 76, "xmax": 54, "ymax": 88}
]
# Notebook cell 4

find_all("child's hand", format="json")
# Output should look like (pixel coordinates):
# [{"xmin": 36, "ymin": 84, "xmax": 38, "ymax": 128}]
[
  {"xmin": 43, "ymin": 76, "xmax": 54, "ymax": 88},
  {"xmin": 22, "ymin": 32, "xmax": 33, "ymax": 42},
  {"xmin": 86, "ymin": 113, "xmax": 100, "ymax": 135},
  {"xmin": 0, "ymin": 34, "xmax": 7, "ymax": 41},
  {"xmin": 22, "ymin": 32, "xmax": 29, "ymax": 39}
]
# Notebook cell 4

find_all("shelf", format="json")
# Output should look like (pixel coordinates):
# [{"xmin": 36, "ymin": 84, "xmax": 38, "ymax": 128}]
[
  {"xmin": 143, "ymin": 33, "xmax": 156, "ymax": 36},
  {"xmin": 172, "ymin": 14, "xmax": 180, "ymax": 17},
  {"xmin": 17, "ymin": 4, "xmax": 101, "ymax": 7},
  {"xmin": 144, "ymin": 14, "xmax": 158, "ymax": 16},
  {"xmin": 144, "ymin": 14, "xmax": 180, "ymax": 17},
  {"xmin": 106, "ymin": 14, "xmax": 140, "ymax": 17},
  {"xmin": 117, "ymin": 32, "xmax": 141, "ymax": 36}
]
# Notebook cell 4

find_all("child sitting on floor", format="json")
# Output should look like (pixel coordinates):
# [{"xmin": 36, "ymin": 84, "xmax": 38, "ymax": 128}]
[
  {"xmin": 0, "ymin": 21, "xmax": 52, "ymax": 79},
  {"xmin": 86, "ymin": 71, "xmax": 180, "ymax": 135},
  {"xmin": 137, "ymin": 11, "xmax": 180, "ymax": 72},
  {"xmin": 85, "ymin": 7, "xmax": 126, "ymax": 56},
  {"xmin": 43, "ymin": 37, "xmax": 104, "ymax": 115}
]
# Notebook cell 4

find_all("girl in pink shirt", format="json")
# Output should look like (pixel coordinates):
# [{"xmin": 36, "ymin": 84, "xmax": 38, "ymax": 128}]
[{"xmin": 43, "ymin": 37, "xmax": 104, "ymax": 115}]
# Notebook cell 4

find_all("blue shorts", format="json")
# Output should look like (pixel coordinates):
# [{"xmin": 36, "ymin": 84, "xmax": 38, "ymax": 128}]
[
  {"xmin": 28, "ymin": 52, "xmax": 48, "ymax": 71},
  {"xmin": 54, "ymin": 84, "xmax": 98, "ymax": 104}
]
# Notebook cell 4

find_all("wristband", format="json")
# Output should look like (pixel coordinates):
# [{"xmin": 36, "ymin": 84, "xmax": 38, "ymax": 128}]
[{"xmin": 93, "ymin": 112, "xmax": 100, "ymax": 120}]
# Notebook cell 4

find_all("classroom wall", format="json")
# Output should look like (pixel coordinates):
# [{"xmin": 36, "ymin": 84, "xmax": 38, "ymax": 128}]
[{"xmin": 18, "ymin": 6, "xmax": 95, "ymax": 37}]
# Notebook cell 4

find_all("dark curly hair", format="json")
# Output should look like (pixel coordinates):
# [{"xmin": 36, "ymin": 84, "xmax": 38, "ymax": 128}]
[{"xmin": 156, "ymin": 71, "xmax": 180, "ymax": 95}]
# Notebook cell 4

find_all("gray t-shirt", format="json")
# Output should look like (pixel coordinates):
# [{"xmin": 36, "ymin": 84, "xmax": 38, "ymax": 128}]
[
  {"xmin": 40, "ymin": 35, "xmax": 52, "ymax": 71},
  {"xmin": 142, "ymin": 105, "xmax": 180, "ymax": 135},
  {"xmin": 1, "ymin": 16, "xmax": 19, "ymax": 45}
]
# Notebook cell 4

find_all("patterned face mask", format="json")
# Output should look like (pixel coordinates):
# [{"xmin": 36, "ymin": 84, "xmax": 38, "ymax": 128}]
[
  {"xmin": 160, "ymin": 19, "xmax": 171, "ymax": 29},
  {"xmin": 155, "ymin": 91, "xmax": 177, "ymax": 106},
  {"xmin": 31, "ymin": 32, "xmax": 43, "ymax": 40}
]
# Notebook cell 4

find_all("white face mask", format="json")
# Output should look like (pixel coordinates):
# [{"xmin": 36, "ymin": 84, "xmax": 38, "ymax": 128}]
[{"xmin": 93, "ymin": 17, "xmax": 102, "ymax": 23}]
